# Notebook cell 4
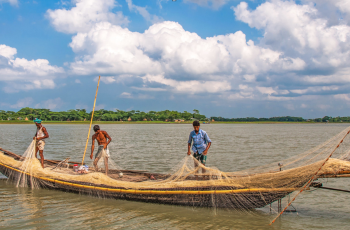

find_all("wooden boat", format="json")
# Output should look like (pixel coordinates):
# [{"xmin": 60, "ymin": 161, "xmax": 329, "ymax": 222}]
[
  {"xmin": 2, "ymin": 143, "xmax": 350, "ymax": 211},
  {"xmin": 0, "ymin": 147, "xmax": 298, "ymax": 209}
]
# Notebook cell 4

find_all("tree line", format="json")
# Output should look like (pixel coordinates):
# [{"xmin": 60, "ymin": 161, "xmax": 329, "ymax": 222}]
[
  {"xmin": 0, "ymin": 108, "xmax": 207, "ymax": 121},
  {"xmin": 210, "ymin": 115, "xmax": 350, "ymax": 122},
  {"xmin": 1, "ymin": 108, "xmax": 348, "ymax": 123}
]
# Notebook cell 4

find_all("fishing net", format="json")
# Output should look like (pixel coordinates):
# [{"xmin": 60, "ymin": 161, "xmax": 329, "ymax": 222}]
[
  {"xmin": 1, "ymin": 126, "xmax": 350, "ymax": 221},
  {"xmin": 14, "ymin": 140, "xmax": 43, "ymax": 189},
  {"xmin": 94, "ymin": 148, "xmax": 121, "ymax": 173}
]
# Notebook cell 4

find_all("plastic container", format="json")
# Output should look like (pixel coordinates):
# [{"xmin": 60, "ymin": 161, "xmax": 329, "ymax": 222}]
[
  {"xmin": 73, "ymin": 164, "xmax": 79, "ymax": 172},
  {"xmin": 85, "ymin": 165, "xmax": 89, "ymax": 172}
]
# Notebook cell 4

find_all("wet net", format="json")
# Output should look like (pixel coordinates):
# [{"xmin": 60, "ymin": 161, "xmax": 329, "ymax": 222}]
[{"xmin": 1, "ymin": 126, "xmax": 350, "ymax": 221}]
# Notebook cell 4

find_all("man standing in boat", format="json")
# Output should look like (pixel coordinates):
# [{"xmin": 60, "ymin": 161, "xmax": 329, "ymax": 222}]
[
  {"xmin": 187, "ymin": 120, "xmax": 211, "ymax": 175},
  {"xmin": 33, "ymin": 118, "xmax": 49, "ymax": 168},
  {"xmin": 90, "ymin": 125, "xmax": 112, "ymax": 175}
]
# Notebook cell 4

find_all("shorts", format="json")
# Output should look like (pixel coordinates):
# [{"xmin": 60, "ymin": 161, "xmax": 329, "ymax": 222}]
[
  {"xmin": 193, "ymin": 152, "xmax": 207, "ymax": 165},
  {"xmin": 95, "ymin": 145, "xmax": 109, "ymax": 159},
  {"xmin": 36, "ymin": 140, "xmax": 45, "ymax": 151}
]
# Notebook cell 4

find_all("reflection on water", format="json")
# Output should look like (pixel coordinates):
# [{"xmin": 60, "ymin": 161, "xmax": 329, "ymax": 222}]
[
  {"xmin": 1, "ymin": 124, "xmax": 350, "ymax": 229},
  {"xmin": 0, "ymin": 181, "xmax": 272, "ymax": 229}
]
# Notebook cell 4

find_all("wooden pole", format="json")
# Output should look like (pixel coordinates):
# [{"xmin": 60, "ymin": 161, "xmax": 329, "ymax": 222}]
[
  {"xmin": 81, "ymin": 76, "xmax": 101, "ymax": 165},
  {"xmin": 269, "ymin": 129, "xmax": 350, "ymax": 225}
]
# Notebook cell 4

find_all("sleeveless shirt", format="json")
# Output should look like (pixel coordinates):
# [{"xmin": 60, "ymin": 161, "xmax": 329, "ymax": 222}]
[{"xmin": 36, "ymin": 127, "xmax": 45, "ymax": 142}]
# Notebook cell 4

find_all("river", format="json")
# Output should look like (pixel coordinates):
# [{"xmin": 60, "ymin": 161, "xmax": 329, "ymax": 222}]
[{"xmin": 0, "ymin": 123, "xmax": 350, "ymax": 229}]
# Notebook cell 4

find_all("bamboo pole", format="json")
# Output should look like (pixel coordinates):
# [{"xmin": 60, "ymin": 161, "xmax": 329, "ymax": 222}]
[
  {"xmin": 81, "ymin": 76, "xmax": 101, "ymax": 165},
  {"xmin": 269, "ymin": 129, "xmax": 350, "ymax": 225}
]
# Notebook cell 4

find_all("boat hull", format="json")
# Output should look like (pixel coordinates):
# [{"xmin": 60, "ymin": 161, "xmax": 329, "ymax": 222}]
[{"xmin": 0, "ymin": 162, "xmax": 290, "ymax": 209}]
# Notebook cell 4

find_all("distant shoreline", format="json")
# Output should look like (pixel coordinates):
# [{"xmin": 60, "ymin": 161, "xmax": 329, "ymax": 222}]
[{"xmin": 0, "ymin": 120, "xmax": 339, "ymax": 124}]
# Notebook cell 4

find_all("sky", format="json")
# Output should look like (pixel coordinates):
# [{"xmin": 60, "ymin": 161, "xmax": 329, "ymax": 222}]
[{"xmin": 1, "ymin": 0, "xmax": 350, "ymax": 118}]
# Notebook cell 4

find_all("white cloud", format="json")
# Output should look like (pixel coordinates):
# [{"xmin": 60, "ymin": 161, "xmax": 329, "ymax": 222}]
[
  {"xmin": 11, "ymin": 58, "xmax": 62, "ymax": 76},
  {"xmin": 334, "ymin": 94, "xmax": 350, "ymax": 101},
  {"xmin": 0, "ymin": 45, "xmax": 17, "ymax": 59},
  {"xmin": 35, "ymin": 98, "xmax": 64, "ymax": 110},
  {"xmin": 0, "ymin": 44, "xmax": 64, "ymax": 93},
  {"xmin": 40, "ymin": 0, "xmax": 350, "ymax": 109},
  {"xmin": 256, "ymin": 86, "xmax": 277, "ymax": 95},
  {"xmin": 0, "ymin": 0, "xmax": 18, "ymax": 6},
  {"xmin": 10, "ymin": 97, "xmax": 33, "ymax": 108},
  {"xmin": 75, "ymin": 79, "xmax": 81, "ymax": 83},
  {"xmin": 120, "ymin": 92, "xmax": 132, "ymax": 98},
  {"xmin": 290, "ymin": 86, "xmax": 339, "ymax": 95},
  {"xmin": 137, "ymin": 94, "xmax": 154, "ymax": 99},
  {"xmin": 335, "ymin": 0, "xmax": 350, "ymax": 16},
  {"xmin": 290, "ymin": 89, "xmax": 308, "ymax": 94},
  {"xmin": 69, "ymin": 22, "xmax": 162, "ymax": 75},
  {"xmin": 46, "ymin": 0, "xmax": 129, "ymax": 34},
  {"xmin": 142, "ymin": 74, "xmax": 231, "ymax": 93},
  {"xmin": 184, "ymin": 0, "xmax": 229, "ymax": 9},
  {"xmin": 243, "ymin": 74, "xmax": 256, "ymax": 82},
  {"xmin": 94, "ymin": 76, "xmax": 116, "ymax": 84},
  {"xmin": 226, "ymin": 93, "xmax": 246, "ymax": 100},
  {"xmin": 126, "ymin": 0, "xmax": 163, "ymax": 24},
  {"xmin": 131, "ymin": 86, "xmax": 166, "ymax": 91},
  {"xmin": 67, "ymin": 20, "xmax": 304, "ymax": 96},
  {"xmin": 302, "ymin": 0, "xmax": 350, "ymax": 24},
  {"xmin": 119, "ymin": 91, "xmax": 154, "ymax": 99},
  {"xmin": 233, "ymin": 1, "xmax": 350, "ymax": 68}
]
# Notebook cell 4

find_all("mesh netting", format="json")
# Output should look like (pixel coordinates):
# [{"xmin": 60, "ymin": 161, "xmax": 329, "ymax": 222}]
[{"xmin": 1, "ymin": 126, "xmax": 350, "ymax": 221}]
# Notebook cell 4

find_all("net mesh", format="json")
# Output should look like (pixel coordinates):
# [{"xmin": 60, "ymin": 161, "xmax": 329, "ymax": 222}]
[{"xmin": 1, "ymin": 126, "xmax": 350, "ymax": 218}]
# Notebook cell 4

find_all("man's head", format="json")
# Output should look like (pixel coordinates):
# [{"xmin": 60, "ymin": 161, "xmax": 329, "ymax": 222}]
[
  {"xmin": 193, "ymin": 120, "xmax": 200, "ymax": 132},
  {"xmin": 93, "ymin": 125, "xmax": 100, "ymax": 132},
  {"xmin": 34, "ymin": 118, "xmax": 42, "ymax": 128}
]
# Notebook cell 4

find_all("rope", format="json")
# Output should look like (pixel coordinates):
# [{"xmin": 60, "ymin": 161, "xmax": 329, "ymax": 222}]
[
  {"xmin": 81, "ymin": 76, "xmax": 101, "ymax": 165},
  {"xmin": 269, "ymin": 129, "xmax": 350, "ymax": 225}
]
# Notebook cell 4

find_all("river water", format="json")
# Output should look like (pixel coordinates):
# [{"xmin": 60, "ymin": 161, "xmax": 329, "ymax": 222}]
[{"xmin": 0, "ymin": 124, "xmax": 350, "ymax": 229}]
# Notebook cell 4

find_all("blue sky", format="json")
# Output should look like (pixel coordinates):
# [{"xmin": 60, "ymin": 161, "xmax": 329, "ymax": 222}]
[{"xmin": 1, "ymin": 0, "xmax": 350, "ymax": 118}]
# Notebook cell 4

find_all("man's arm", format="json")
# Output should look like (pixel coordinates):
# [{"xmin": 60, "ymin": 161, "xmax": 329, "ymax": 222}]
[
  {"xmin": 202, "ymin": 132, "xmax": 211, "ymax": 155},
  {"xmin": 187, "ymin": 134, "xmax": 192, "ymax": 155},
  {"xmin": 104, "ymin": 131, "xmax": 112, "ymax": 148},
  {"xmin": 37, "ymin": 127, "xmax": 49, "ymax": 140},
  {"xmin": 90, "ymin": 135, "xmax": 96, "ymax": 159},
  {"xmin": 187, "ymin": 143, "xmax": 192, "ymax": 155},
  {"xmin": 202, "ymin": 142, "xmax": 211, "ymax": 155}
]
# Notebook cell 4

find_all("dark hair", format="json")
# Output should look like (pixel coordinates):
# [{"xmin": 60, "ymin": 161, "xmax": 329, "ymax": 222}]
[
  {"xmin": 193, "ymin": 120, "xmax": 200, "ymax": 126},
  {"xmin": 93, "ymin": 125, "xmax": 100, "ymax": 132}
]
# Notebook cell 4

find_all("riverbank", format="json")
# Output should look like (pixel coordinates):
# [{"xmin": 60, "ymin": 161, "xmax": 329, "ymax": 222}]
[{"xmin": 0, "ymin": 120, "xmax": 328, "ymax": 124}]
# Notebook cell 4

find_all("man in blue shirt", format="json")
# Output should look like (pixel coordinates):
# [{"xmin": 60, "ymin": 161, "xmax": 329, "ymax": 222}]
[{"xmin": 187, "ymin": 120, "xmax": 212, "ymax": 174}]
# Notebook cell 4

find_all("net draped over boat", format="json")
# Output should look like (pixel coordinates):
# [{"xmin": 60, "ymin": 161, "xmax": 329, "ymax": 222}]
[{"xmin": 1, "ymin": 126, "xmax": 350, "ymax": 217}]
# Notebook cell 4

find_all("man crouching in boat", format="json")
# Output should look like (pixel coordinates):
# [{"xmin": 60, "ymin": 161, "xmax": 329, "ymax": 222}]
[
  {"xmin": 187, "ymin": 120, "xmax": 211, "ymax": 177},
  {"xmin": 90, "ymin": 125, "xmax": 112, "ymax": 175},
  {"xmin": 33, "ymin": 118, "xmax": 49, "ymax": 168}
]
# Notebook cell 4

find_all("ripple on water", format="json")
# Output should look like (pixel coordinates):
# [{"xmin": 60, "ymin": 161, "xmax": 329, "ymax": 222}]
[{"xmin": 1, "ymin": 123, "xmax": 350, "ymax": 229}]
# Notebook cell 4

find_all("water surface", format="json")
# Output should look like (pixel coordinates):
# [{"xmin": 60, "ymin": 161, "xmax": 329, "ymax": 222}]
[{"xmin": 0, "ymin": 124, "xmax": 350, "ymax": 229}]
